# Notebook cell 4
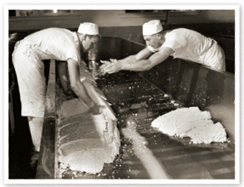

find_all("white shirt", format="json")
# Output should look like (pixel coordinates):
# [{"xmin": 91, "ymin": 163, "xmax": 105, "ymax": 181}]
[
  {"xmin": 23, "ymin": 28, "xmax": 81, "ymax": 62},
  {"xmin": 12, "ymin": 28, "xmax": 83, "ymax": 117},
  {"xmin": 147, "ymin": 28, "xmax": 225, "ymax": 71}
]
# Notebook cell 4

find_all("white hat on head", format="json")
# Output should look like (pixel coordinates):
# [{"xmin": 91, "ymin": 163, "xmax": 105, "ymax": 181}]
[
  {"xmin": 142, "ymin": 20, "xmax": 163, "ymax": 35},
  {"xmin": 78, "ymin": 22, "xmax": 99, "ymax": 35}
]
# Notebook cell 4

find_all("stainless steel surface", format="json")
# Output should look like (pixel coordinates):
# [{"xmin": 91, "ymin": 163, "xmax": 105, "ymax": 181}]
[
  {"xmin": 100, "ymin": 37, "xmax": 235, "ymax": 142},
  {"xmin": 36, "ymin": 61, "xmax": 56, "ymax": 179},
  {"xmin": 138, "ymin": 60, "xmax": 235, "ymax": 141},
  {"xmin": 36, "ymin": 37, "xmax": 235, "ymax": 179},
  {"xmin": 88, "ymin": 60, "xmax": 99, "ymax": 79},
  {"xmin": 36, "ymin": 117, "xmax": 55, "ymax": 179},
  {"xmin": 96, "ymin": 71, "xmax": 235, "ymax": 179},
  {"xmin": 52, "ymin": 70, "xmax": 235, "ymax": 179}
]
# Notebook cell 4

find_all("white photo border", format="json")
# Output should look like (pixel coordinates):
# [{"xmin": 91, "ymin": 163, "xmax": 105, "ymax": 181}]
[{"xmin": 2, "ymin": 3, "xmax": 241, "ymax": 186}]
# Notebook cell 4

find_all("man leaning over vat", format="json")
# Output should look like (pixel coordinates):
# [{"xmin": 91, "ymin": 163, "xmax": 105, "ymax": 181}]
[
  {"xmin": 99, "ymin": 19, "xmax": 226, "ymax": 75},
  {"xmin": 12, "ymin": 22, "xmax": 102, "ymax": 154}
]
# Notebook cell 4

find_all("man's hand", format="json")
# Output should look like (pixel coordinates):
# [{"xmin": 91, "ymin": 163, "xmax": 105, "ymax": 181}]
[
  {"xmin": 88, "ymin": 103, "xmax": 105, "ymax": 115},
  {"xmin": 99, "ymin": 59, "xmax": 122, "ymax": 75},
  {"xmin": 99, "ymin": 60, "xmax": 111, "ymax": 76}
]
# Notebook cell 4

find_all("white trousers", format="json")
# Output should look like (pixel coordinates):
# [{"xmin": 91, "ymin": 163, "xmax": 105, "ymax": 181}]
[
  {"xmin": 12, "ymin": 40, "xmax": 47, "ymax": 151},
  {"xmin": 12, "ymin": 40, "xmax": 46, "ymax": 117},
  {"xmin": 28, "ymin": 117, "xmax": 44, "ymax": 152},
  {"xmin": 199, "ymin": 42, "xmax": 226, "ymax": 71}
]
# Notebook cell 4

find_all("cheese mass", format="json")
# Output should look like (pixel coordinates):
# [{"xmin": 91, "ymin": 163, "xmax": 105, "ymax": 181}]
[{"xmin": 151, "ymin": 107, "xmax": 227, "ymax": 144}]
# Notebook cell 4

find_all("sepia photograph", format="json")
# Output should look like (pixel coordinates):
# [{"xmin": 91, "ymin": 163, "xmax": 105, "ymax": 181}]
[{"xmin": 3, "ymin": 4, "xmax": 240, "ymax": 186}]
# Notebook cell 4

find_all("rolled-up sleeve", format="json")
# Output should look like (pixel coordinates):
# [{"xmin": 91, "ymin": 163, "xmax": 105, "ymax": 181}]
[
  {"xmin": 66, "ymin": 45, "xmax": 80, "ymax": 62},
  {"xmin": 162, "ymin": 32, "xmax": 187, "ymax": 51},
  {"xmin": 147, "ymin": 45, "xmax": 158, "ymax": 53}
]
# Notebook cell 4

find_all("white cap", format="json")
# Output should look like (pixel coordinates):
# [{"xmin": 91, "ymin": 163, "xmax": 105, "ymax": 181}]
[
  {"xmin": 78, "ymin": 22, "xmax": 99, "ymax": 35},
  {"xmin": 142, "ymin": 20, "xmax": 163, "ymax": 35}
]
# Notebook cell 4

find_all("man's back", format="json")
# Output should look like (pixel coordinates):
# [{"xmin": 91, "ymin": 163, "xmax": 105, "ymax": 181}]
[
  {"xmin": 163, "ymin": 28, "xmax": 214, "ymax": 59},
  {"xmin": 22, "ymin": 28, "xmax": 80, "ymax": 62}
]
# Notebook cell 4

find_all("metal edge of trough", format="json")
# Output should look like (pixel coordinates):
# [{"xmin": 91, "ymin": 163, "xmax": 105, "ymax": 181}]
[{"xmin": 36, "ymin": 59, "xmax": 56, "ymax": 179}]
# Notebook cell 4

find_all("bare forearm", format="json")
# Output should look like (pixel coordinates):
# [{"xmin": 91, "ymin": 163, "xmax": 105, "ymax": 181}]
[
  {"xmin": 120, "ymin": 59, "xmax": 152, "ymax": 71},
  {"xmin": 120, "ymin": 48, "xmax": 172, "ymax": 72},
  {"xmin": 57, "ymin": 62, "xmax": 71, "ymax": 93},
  {"xmin": 119, "ymin": 55, "xmax": 137, "ymax": 64},
  {"xmin": 118, "ymin": 55, "xmax": 152, "ymax": 71},
  {"xmin": 119, "ymin": 49, "xmax": 154, "ymax": 68},
  {"xmin": 102, "ymin": 47, "xmax": 172, "ymax": 74},
  {"xmin": 71, "ymin": 81, "xmax": 95, "ymax": 108}
]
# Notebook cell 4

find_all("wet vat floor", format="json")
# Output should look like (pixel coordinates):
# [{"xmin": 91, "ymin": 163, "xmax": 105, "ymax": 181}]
[
  {"xmin": 60, "ymin": 71, "xmax": 234, "ymax": 179},
  {"xmin": 95, "ymin": 71, "xmax": 235, "ymax": 179}
]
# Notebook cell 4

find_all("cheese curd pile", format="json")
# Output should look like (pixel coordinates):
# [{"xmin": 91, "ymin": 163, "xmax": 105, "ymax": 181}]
[{"xmin": 151, "ymin": 107, "xmax": 227, "ymax": 144}]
